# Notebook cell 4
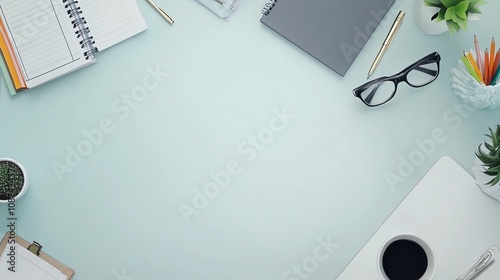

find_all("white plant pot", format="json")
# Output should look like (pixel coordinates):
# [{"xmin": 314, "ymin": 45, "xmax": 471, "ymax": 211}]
[
  {"xmin": 473, "ymin": 157, "xmax": 500, "ymax": 202},
  {"xmin": 0, "ymin": 158, "xmax": 29, "ymax": 203},
  {"xmin": 413, "ymin": 0, "xmax": 448, "ymax": 35}
]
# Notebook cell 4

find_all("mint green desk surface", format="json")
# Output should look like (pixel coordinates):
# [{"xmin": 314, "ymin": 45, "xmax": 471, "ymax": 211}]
[{"xmin": 1, "ymin": 0, "xmax": 500, "ymax": 279}]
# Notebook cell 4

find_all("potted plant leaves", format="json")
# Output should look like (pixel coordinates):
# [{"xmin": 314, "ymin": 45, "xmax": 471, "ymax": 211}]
[
  {"xmin": 414, "ymin": 0, "xmax": 486, "ymax": 35},
  {"xmin": 0, "ymin": 158, "xmax": 29, "ymax": 203},
  {"xmin": 473, "ymin": 125, "xmax": 500, "ymax": 202}
]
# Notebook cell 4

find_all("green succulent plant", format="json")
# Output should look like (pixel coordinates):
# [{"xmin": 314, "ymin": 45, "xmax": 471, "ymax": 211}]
[
  {"xmin": 424, "ymin": 0, "xmax": 487, "ymax": 35},
  {"xmin": 0, "ymin": 161, "xmax": 24, "ymax": 200},
  {"xmin": 476, "ymin": 125, "xmax": 500, "ymax": 186}
]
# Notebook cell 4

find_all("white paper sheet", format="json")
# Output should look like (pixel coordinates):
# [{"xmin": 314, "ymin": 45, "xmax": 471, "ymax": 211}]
[
  {"xmin": 78, "ymin": 0, "xmax": 148, "ymax": 51},
  {"xmin": 0, "ymin": 242, "xmax": 66, "ymax": 280}
]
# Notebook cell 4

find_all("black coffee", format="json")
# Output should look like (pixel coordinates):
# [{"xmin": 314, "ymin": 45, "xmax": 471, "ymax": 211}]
[{"xmin": 382, "ymin": 239, "xmax": 428, "ymax": 280}]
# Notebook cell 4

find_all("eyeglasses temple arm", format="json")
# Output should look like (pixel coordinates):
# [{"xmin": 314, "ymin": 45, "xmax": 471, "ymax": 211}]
[
  {"xmin": 364, "ymin": 82, "xmax": 383, "ymax": 104},
  {"xmin": 413, "ymin": 65, "xmax": 438, "ymax": 77}
]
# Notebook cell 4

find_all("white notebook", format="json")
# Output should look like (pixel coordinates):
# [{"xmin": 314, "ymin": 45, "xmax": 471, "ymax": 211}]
[
  {"xmin": 0, "ymin": 0, "xmax": 148, "ymax": 95},
  {"xmin": 336, "ymin": 156, "xmax": 500, "ymax": 279}
]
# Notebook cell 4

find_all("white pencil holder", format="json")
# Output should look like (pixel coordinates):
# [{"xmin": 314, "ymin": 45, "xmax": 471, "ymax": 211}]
[{"xmin": 450, "ymin": 59, "xmax": 500, "ymax": 109}]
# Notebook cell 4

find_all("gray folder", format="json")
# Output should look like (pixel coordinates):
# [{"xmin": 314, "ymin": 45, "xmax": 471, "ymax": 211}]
[{"xmin": 260, "ymin": 0, "xmax": 395, "ymax": 76}]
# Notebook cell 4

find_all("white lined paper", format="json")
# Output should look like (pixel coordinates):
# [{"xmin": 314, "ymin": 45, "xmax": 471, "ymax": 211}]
[{"xmin": 79, "ymin": 0, "xmax": 148, "ymax": 51}]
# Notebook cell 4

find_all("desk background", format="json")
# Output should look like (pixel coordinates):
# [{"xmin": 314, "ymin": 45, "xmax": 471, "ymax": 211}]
[{"xmin": 1, "ymin": 0, "xmax": 500, "ymax": 279}]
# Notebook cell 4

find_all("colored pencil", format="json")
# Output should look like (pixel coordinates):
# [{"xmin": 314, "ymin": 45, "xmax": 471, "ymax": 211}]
[
  {"xmin": 490, "ymin": 38, "xmax": 496, "ymax": 83},
  {"xmin": 485, "ymin": 48, "xmax": 490, "ymax": 85},
  {"xmin": 493, "ymin": 48, "xmax": 500, "ymax": 82},
  {"xmin": 474, "ymin": 35, "xmax": 484, "ymax": 77},
  {"xmin": 466, "ymin": 51, "xmax": 485, "ymax": 84},
  {"xmin": 492, "ymin": 65, "xmax": 500, "ymax": 85},
  {"xmin": 462, "ymin": 53, "xmax": 482, "ymax": 83}
]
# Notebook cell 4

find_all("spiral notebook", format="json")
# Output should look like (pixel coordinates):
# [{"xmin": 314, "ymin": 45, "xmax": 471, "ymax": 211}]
[
  {"xmin": 260, "ymin": 0, "xmax": 395, "ymax": 76},
  {"xmin": 0, "ymin": 0, "xmax": 148, "ymax": 95}
]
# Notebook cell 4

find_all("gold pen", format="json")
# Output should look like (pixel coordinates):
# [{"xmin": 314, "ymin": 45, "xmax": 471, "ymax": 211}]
[
  {"xmin": 145, "ymin": 0, "xmax": 174, "ymax": 25},
  {"xmin": 367, "ymin": 10, "xmax": 405, "ymax": 79}
]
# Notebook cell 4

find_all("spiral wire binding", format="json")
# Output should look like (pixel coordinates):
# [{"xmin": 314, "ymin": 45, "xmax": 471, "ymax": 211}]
[
  {"xmin": 62, "ymin": 0, "xmax": 98, "ymax": 60},
  {"xmin": 261, "ymin": 0, "xmax": 277, "ymax": 15}
]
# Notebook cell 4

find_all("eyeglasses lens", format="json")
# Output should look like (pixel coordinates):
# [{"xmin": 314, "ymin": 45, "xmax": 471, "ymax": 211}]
[
  {"xmin": 406, "ymin": 60, "xmax": 439, "ymax": 87},
  {"xmin": 359, "ymin": 81, "xmax": 396, "ymax": 106}
]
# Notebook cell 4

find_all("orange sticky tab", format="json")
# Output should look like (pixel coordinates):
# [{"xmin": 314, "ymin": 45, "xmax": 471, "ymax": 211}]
[{"xmin": 0, "ymin": 16, "xmax": 26, "ymax": 90}]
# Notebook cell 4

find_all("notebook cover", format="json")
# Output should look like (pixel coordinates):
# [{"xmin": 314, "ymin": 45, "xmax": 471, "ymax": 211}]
[
  {"xmin": 0, "ymin": 52, "xmax": 17, "ymax": 96},
  {"xmin": 260, "ymin": 0, "xmax": 395, "ymax": 76}
]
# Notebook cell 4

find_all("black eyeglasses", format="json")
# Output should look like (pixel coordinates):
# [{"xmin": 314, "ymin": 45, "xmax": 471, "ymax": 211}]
[{"xmin": 353, "ymin": 52, "xmax": 441, "ymax": 107}]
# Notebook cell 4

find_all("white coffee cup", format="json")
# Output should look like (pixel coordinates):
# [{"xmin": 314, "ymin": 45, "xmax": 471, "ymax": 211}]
[{"xmin": 377, "ymin": 233, "xmax": 436, "ymax": 280}]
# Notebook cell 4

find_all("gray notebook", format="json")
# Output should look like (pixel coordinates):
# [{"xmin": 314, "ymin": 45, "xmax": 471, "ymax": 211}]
[{"xmin": 260, "ymin": 0, "xmax": 395, "ymax": 76}]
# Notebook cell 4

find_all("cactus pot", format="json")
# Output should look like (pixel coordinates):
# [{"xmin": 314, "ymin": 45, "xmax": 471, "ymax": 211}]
[{"xmin": 0, "ymin": 158, "xmax": 29, "ymax": 203}]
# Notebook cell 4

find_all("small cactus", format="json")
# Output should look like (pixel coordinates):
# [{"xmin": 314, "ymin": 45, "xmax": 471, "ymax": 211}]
[{"xmin": 0, "ymin": 161, "xmax": 25, "ymax": 200}]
